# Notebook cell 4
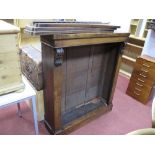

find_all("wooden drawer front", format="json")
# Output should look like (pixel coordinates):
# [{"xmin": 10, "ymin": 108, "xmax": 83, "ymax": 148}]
[
  {"xmin": 122, "ymin": 56, "xmax": 136, "ymax": 67},
  {"xmin": 128, "ymin": 77, "xmax": 152, "ymax": 91},
  {"xmin": 136, "ymin": 57, "xmax": 155, "ymax": 70},
  {"xmin": 0, "ymin": 34, "xmax": 18, "ymax": 53},
  {"xmin": 0, "ymin": 70, "xmax": 21, "ymax": 88},
  {"xmin": 0, "ymin": 52, "xmax": 21, "ymax": 87},
  {"xmin": 131, "ymin": 71, "xmax": 155, "ymax": 86},
  {"xmin": 0, "ymin": 55, "xmax": 21, "ymax": 77},
  {"xmin": 0, "ymin": 64, "xmax": 21, "ymax": 75},
  {"xmin": 126, "ymin": 79, "xmax": 152, "ymax": 104},
  {"xmin": 0, "ymin": 52, "xmax": 20, "ymax": 67},
  {"xmin": 133, "ymin": 63, "xmax": 155, "ymax": 81},
  {"xmin": 126, "ymin": 88, "xmax": 151, "ymax": 104},
  {"xmin": 127, "ymin": 80, "xmax": 152, "ymax": 94}
]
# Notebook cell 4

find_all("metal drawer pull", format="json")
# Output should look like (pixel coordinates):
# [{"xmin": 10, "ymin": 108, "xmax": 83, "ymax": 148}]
[
  {"xmin": 134, "ymin": 91, "xmax": 140, "ymax": 95},
  {"xmin": 135, "ymin": 87, "xmax": 142, "ymax": 91},
  {"xmin": 142, "ymin": 63, "xmax": 150, "ymax": 68},
  {"xmin": 141, "ymin": 68, "xmax": 149, "ymax": 73},
  {"xmin": 138, "ymin": 78, "xmax": 144, "ymax": 83},
  {"xmin": 139, "ymin": 73, "xmax": 147, "ymax": 78},
  {"xmin": 136, "ymin": 82, "xmax": 143, "ymax": 87}
]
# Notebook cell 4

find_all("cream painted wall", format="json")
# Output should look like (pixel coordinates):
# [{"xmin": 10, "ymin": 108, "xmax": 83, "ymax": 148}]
[{"xmin": 142, "ymin": 29, "xmax": 155, "ymax": 58}]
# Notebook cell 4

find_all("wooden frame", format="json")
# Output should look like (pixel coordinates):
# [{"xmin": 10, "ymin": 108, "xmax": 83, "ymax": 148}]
[{"xmin": 40, "ymin": 32, "xmax": 129, "ymax": 134}]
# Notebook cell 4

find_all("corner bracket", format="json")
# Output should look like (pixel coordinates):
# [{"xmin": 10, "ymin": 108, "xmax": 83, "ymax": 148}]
[{"xmin": 54, "ymin": 48, "xmax": 64, "ymax": 66}]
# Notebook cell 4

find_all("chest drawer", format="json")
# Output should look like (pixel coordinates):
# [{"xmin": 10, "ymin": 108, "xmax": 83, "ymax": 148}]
[
  {"xmin": 0, "ymin": 34, "xmax": 18, "ymax": 53},
  {"xmin": 127, "ymin": 77, "xmax": 152, "ymax": 91},
  {"xmin": 0, "ymin": 52, "xmax": 21, "ymax": 78},
  {"xmin": 132, "ymin": 63, "xmax": 155, "ymax": 82},
  {"xmin": 0, "ymin": 73, "xmax": 22, "ymax": 88},
  {"xmin": 131, "ymin": 72, "xmax": 155, "ymax": 86},
  {"xmin": 126, "ymin": 78, "xmax": 153, "ymax": 104},
  {"xmin": 136, "ymin": 57, "xmax": 155, "ymax": 70},
  {"xmin": 0, "ymin": 52, "xmax": 20, "ymax": 66},
  {"xmin": 126, "ymin": 87, "xmax": 153, "ymax": 104}
]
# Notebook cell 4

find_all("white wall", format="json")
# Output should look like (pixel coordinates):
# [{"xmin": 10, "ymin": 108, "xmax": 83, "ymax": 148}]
[
  {"xmin": 107, "ymin": 19, "xmax": 131, "ymax": 33},
  {"xmin": 142, "ymin": 29, "xmax": 155, "ymax": 58}
]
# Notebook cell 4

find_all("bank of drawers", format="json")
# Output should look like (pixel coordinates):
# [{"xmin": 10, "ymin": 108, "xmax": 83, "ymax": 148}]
[{"xmin": 126, "ymin": 55, "xmax": 155, "ymax": 104}]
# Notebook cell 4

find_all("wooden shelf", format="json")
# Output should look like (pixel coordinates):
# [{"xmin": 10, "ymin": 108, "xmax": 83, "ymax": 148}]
[
  {"xmin": 119, "ymin": 69, "xmax": 131, "ymax": 79},
  {"xmin": 121, "ymin": 19, "xmax": 152, "ymax": 77},
  {"xmin": 129, "ymin": 36, "xmax": 145, "ymax": 46},
  {"xmin": 125, "ymin": 43, "xmax": 143, "ymax": 55},
  {"xmin": 120, "ymin": 33, "xmax": 144, "ymax": 76},
  {"xmin": 122, "ymin": 55, "xmax": 136, "ymax": 67},
  {"xmin": 131, "ymin": 23, "xmax": 137, "ymax": 26}
]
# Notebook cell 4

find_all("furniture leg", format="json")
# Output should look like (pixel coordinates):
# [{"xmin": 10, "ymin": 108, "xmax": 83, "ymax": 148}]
[
  {"xmin": 17, "ymin": 103, "xmax": 22, "ymax": 117},
  {"xmin": 31, "ymin": 96, "xmax": 39, "ymax": 134}
]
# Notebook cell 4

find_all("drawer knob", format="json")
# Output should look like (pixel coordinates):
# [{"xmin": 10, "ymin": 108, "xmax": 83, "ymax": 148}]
[
  {"xmin": 134, "ymin": 87, "xmax": 142, "ymax": 92},
  {"xmin": 141, "ymin": 68, "xmax": 149, "ymax": 73},
  {"xmin": 134, "ymin": 91, "xmax": 140, "ymax": 96},
  {"xmin": 136, "ymin": 82, "xmax": 143, "ymax": 87},
  {"xmin": 139, "ymin": 73, "xmax": 147, "ymax": 78},
  {"xmin": 142, "ymin": 63, "xmax": 150, "ymax": 68},
  {"xmin": 138, "ymin": 78, "xmax": 145, "ymax": 83}
]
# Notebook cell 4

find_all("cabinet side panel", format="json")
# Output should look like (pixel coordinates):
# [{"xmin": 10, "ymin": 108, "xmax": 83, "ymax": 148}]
[
  {"xmin": 42, "ymin": 43, "xmax": 55, "ymax": 130},
  {"xmin": 102, "ymin": 43, "xmax": 122, "ymax": 103}
]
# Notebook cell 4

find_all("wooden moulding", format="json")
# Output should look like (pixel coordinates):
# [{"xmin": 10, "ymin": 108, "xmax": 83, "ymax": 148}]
[
  {"xmin": 124, "ymin": 43, "xmax": 143, "ymax": 55},
  {"xmin": 0, "ymin": 20, "xmax": 20, "ymax": 34},
  {"xmin": 122, "ymin": 55, "xmax": 136, "ymax": 67},
  {"xmin": 31, "ymin": 22, "xmax": 120, "ymax": 29},
  {"xmin": 52, "ymin": 32, "xmax": 129, "ymax": 40},
  {"xmin": 0, "ymin": 83, "xmax": 24, "ymax": 95},
  {"xmin": 25, "ymin": 23, "xmax": 120, "ymax": 36},
  {"xmin": 41, "ymin": 33, "xmax": 129, "ymax": 48},
  {"xmin": 139, "ymin": 55, "xmax": 155, "ymax": 64},
  {"xmin": 41, "ymin": 32, "xmax": 129, "ymax": 134},
  {"xmin": 128, "ymin": 36, "xmax": 145, "ymax": 47},
  {"xmin": 45, "ymin": 103, "xmax": 113, "ymax": 135}
]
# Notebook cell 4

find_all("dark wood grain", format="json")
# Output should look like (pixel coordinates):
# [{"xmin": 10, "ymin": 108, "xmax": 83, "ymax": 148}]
[
  {"xmin": 25, "ymin": 23, "xmax": 121, "ymax": 36},
  {"xmin": 41, "ymin": 34, "xmax": 129, "ymax": 48},
  {"xmin": 42, "ymin": 43, "xmax": 63, "ymax": 133},
  {"xmin": 40, "ymin": 31, "xmax": 129, "ymax": 134},
  {"xmin": 108, "ymin": 43, "xmax": 124, "ymax": 104}
]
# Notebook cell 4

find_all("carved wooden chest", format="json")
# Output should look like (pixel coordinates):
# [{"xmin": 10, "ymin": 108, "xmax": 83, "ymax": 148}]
[
  {"xmin": 19, "ymin": 45, "xmax": 44, "ymax": 121},
  {"xmin": 25, "ymin": 22, "xmax": 129, "ymax": 134},
  {"xmin": 0, "ymin": 20, "xmax": 24, "ymax": 95},
  {"xmin": 19, "ymin": 45, "xmax": 43, "ymax": 91}
]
